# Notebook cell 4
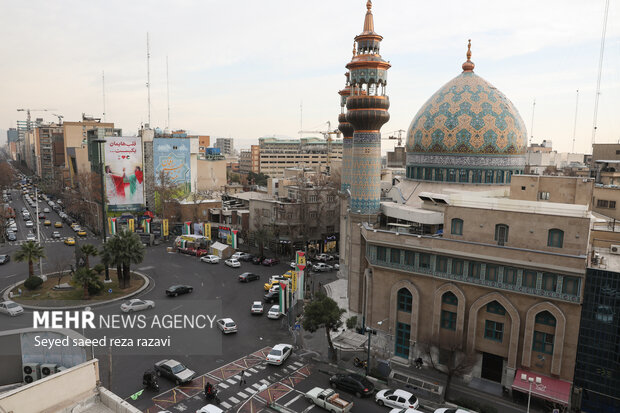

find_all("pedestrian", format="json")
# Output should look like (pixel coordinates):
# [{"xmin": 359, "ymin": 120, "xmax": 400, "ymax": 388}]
[{"xmin": 239, "ymin": 369, "xmax": 246, "ymax": 386}]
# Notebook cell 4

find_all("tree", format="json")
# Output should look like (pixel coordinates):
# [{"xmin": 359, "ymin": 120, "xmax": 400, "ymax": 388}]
[
  {"xmin": 248, "ymin": 171, "xmax": 269, "ymax": 187},
  {"xmin": 101, "ymin": 229, "xmax": 145, "ymax": 289},
  {"xmin": 422, "ymin": 337, "xmax": 477, "ymax": 402},
  {"xmin": 80, "ymin": 244, "xmax": 99, "ymax": 269},
  {"xmin": 252, "ymin": 227, "xmax": 272, "ymax": 257},
  {"xmin": 302, "ymin": 293, "xmax": 345, "ymax": 362},
  {"xmin": 51, "ymin": 254, "xmax": 73, "ymax": 286},
  {"xmin": 72, "ymin": 267, "xmax": 99, "ymax": 299},
  {"xmin": 155, "ymin": 168, "xmax": 178, "ymax": 219},
  {"xmin": 13, "ymin": 241, "xmax": 46, "ymax": 278}
]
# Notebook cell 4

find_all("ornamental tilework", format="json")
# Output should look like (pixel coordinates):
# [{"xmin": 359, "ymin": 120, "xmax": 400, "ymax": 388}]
[
  {"xmin": 407, "ymin": 153, "xmax": 525, "ymax": 168},
  {"xmin": 406, "ymin": 72, "xmax": 527, "ymax": 157},
  {"xmin": 341, "ymin": 137, "xmax": 353, "ymax": 191},
  {"xmin": 350, "ymin": 132, "xmax": 381, "ymax": 214}
]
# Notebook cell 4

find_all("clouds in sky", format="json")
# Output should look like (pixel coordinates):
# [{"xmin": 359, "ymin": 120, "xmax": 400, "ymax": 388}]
[{"xmin": 0, "ymin": 0, "xmax": 618, "ymax": 154}]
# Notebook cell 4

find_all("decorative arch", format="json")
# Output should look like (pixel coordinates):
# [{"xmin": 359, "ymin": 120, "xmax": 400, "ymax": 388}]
[
  {"xmin": 389, "ymin": 280, "xmax": 420, "ymax": 358},
  {"xmin": 432, "ymin": 283, "xmax": 466, "ymax": 344},
  {"xmin": 467, "ymin": 292, "xmax": 521, "ymax": 369},
  {"xmin": 522, "ymin": 302, "xmax": 567, "ymax": 376}
]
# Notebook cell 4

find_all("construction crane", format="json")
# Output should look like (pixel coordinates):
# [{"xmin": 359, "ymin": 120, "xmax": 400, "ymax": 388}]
[
  {"xmin": 16, "ymin": 108, "xmax": 54, "ymax": 130},
  {"xmin": 385, "ymin": 129, "xmax": 406, "ymax": 146},
  {"xmin": 52, "ymin": 113, "xmax": 64, "ymax": 125},
  {"xmin": 299, "ymin": 121, "xmax": 342, "ymax": 174}
]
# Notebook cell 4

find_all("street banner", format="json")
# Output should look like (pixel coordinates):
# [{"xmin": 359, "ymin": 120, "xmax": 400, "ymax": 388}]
[
  {"xmin": 162, "ymin": 219, "xmax": 169, "ymax": 237},
  {"xmin": 144, "ymin": 218, "xmax": 151, "ymax": 233},
  {"xmin": 279, "ymin": 283, "xmax": 285, "ymax": 313},
  {"xmin": 232, "ymin": 230, "xmax": 238, "ymax": 249},
  {"xmin": 292, "ymin": 272, "xmax": 297, "ymax": 292},
  {"xmin": 103, "ymin": 136, "xmax": 144, "ymax": 212},
  {"xmin": 128, "ymin": 218, "xmax": 134, "ymax": 232},
  {"xmin": 183, "ymin": 221, "xmax": 191, "ymax": 235},
  {"xmin": 204, "ymin": 222, "xmax": 211, "ymax": 240},
  {"xmin": 297, "ymin": 271, "xmax": 304, "ymax": 300},
  {"xmin": 296, "ymin": 251, "xmax": 306, "ymax": 271},
  {"xmin": 109, "ymin": 217, "xmax": 117, "ymax": 235}
]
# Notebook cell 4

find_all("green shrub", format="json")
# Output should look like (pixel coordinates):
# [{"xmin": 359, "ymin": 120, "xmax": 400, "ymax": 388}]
[
  {"xmin": 346, "ymin": 316, "xmax": 358, "ymax": 330},
  {"xmin": 93, "ymin": 264, "xmax": 105, "ymax": 275},
  {"xmin": 24, "ymin": 276, "xmax": 43, "ymax": 290},
  {"xmin": 87, "ymin": 279, "xmax": 105, "ymax": 296}
]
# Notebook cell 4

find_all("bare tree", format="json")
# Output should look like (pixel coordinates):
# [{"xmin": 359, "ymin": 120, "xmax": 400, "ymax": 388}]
[
  {"xmin": 154, "ymin": 169, "xmax": 177, "ymax": 219},
  {"xmin": 51, "ymin": 254, "xmax": 74, "ymax": 286},
  {"xmin": 422, "ymin": 337, "xmax": 478, "ymax": 402}
]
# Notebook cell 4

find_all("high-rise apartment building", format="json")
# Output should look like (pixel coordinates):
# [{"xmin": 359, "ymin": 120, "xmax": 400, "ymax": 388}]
[
  {"xmin": 258, "ymin": 137, "xmax": 342, "ymax": 178},
  {"xmin": 215, "ymin": 137, "xmax": 234, "ymax": 155}
]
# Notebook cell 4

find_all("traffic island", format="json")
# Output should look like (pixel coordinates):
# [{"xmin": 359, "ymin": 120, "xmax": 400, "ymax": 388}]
[{"xmin": 4, "ymin": 269, "xmax": 149, "ymax": 309}]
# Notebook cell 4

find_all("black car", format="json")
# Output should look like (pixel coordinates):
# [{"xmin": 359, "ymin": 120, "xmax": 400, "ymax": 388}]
[
  {"xmin": 0, "ymin": 254, "xmax": 10, "ymax": 264},
  {"xmin": 238, "ymin": 272, "xmax": 260, "ymax": 283},
  {"xmin": 263, "ymin": 290, "xmax": 280, "ymax": 303},
  {"xmin": 166, "ymin": 285, "xmax": 193, "ymax": 297},
  {"xmin": 238, "ymin": 253, "xmax": 255, "ymax": 262},
  {"xmin": 329, "ymin": 373, "xmax": 375, "ymax": 398},
  {"xmin": 154, "ymin": 359, "xmax": 196, "ymax": 385},
  {"xmin": 252, "ymin": 256, "xmax": 266, "ymax": 265}
]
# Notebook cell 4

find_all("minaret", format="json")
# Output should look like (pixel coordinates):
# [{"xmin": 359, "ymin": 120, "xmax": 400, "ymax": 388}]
[
  {"xmin": 338, "ymin": 72, "xmax": 353, "ymax": 192},
  {"xmin": 346, "ymin": 0, "xmax": 390, "ymax": 215}
]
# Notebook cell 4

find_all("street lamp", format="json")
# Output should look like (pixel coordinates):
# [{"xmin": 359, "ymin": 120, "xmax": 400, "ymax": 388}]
[
  {"xmin": 365, "ymin": 317, "xmax": 388, "ymax": 376},
  {"xmin": 93, "ymin": 138, "xmax": 109, "ymax": 281},
  {"xmin": 522, "ymin": 373, "xmax": 541, "ymax": 413}
]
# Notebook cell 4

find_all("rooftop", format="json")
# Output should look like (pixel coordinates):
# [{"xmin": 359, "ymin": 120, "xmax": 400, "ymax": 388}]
[{"xmin": 447, "ymin": 194, "xmax": 590, "ymax": 218}]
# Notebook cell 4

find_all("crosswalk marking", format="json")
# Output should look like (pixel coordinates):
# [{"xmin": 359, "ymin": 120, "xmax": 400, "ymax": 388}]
[
  {"xmin": 218, "ymin": 382, "xmax": 229, "ymax": 389},
  {"xmin": 285, "ymin": 394, "xmax": 303, "ymax": 407},
  {"xmin": 251, "ymin": 383, "xmax": 262, "ymax": 390},
  {"xmin": 248, "ymin": 368, "xmax": 258, "ymax": 373},
  {"xmin": 226, "ymin": 378, "xmax": 237, "ymax": 385},
  {"xmin": 237, "ymin": 391, "xmax": 248, "ymax": 399},
  {"xmin": 260, "ymin": 379, "xmax": 270, "ymax": 385},
  {"xmin": 219, "ymin": 401, "xmax": 231, "ymax": 409},
  {"xmin": 292, "ymin": 361, "xmax": 303, "ymax": 367},
  {"xmin": 228, "ymin": 396, "xmax": 240, "ymax": 404}
]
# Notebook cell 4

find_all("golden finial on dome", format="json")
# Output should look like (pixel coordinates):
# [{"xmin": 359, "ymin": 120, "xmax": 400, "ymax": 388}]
[
  {"xmin": 462, "ymin": 39, "xmax": 475, "ymax": 72},
  {"xmin": 367, "ymin": 0, "xmax": 372, "ymax": 10},
  {"xmin": 363, "ymin": 0, "xmax": 374, "ymax": 33}
]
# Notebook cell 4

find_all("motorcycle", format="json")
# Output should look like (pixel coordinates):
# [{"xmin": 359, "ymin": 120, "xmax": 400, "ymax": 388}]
[
  {"xmin": 353, "ymin": 357, "xmax": 368, "ymax": 369},
  {"xmin": 204, "ymin": 382, "xmax": 221, "ymax": 405},
  {"xmin": 143, "ymin": 370, "xmax": 160, "ymax": 391}
]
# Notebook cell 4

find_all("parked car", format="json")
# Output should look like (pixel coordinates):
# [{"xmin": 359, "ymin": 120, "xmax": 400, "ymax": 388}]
[
  {"xmin": 200, "ymin": 255, "xmax": 220, "ymax": 264},
  {"xmin": 154, "ymin": 359, "xmax": 196, "ymax": 385},
  {"xmin": 166, "ymin": 285, "xmax": 193, "ymax": 297},
  {"xmin": 262, "ymin": 258, "xmax": 279, "ymax": 266},
  {"xmin": 375, "ymin": 389, "xmax": 419, "ymax": 409},
  {"xmin": 238, "ymin": 253, "xmax": 254, "ymax": 262},
  {"xmin": 329, "ymin": 373, "xmax": 375, "ymax": 398},
  {"xmin": 264, "ymin": 277, "xmax": 286, "ymax": 291},
  {"xmin": 317, "ymin": 253, "xmax": 334, "ymax": 262},
  {"xmin": 266, "ymin": 344, "xmax": 292, "ymax": 365},
  {"xmin": 0, "ymin": 301, "xmax": 24, "ymax": 316},
  {"xmin": 313, "ymin": 263, "xmax": 334, "ymax": 272},
  {"xmin": 305, "ymin": 387, "xmax": 353, "ymax": 413},
  {"xmin": 120, "ymin": 299, "xmax": 155, "ymax": 313},
  {"xmin": 267, "ymin": 304, "xmax": 281, "ymax": 319},
  {"xmin": 290, "ymin": 260, "xmax": 311, "ymax": 269},
  {"xmin": 251, "ymin": 301, "xmax": 264, "ymax": 314},
  {"xmin": 238, "ymin": 272, "xmax": 260, "ymax": 283},
  {"xmin": 225, "ymin": 258, "xmax": 241, "ymax": 268},
  {"xmin": 231, "ymin": 252, "xmax": 245, "ymax": 260},
  {"xmin": 0, "ymin": 254, "xmax": 10, "ymax": 265},
  {"xmin": 252, "ymin": 256, "xmax": 266, "ymax": 265},
  {"xmin": 216, "ymin": 318, "xmax": 238, "ymax": 334},
  {"xmin": 264, "ymin": 290, "xmax": 280, "ymax": 303}
]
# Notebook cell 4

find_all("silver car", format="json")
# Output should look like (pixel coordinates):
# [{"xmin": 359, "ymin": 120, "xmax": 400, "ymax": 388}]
[
  {"xmin": 0, "ymin": 301, "xmax": 24, "ymax": 316},
  {"xmin": 120, "ymin": 299, "xmax": 155, "ymax": 313}
]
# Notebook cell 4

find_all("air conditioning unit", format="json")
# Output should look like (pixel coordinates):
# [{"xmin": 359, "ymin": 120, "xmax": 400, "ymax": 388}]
[
  {"xmin": 40, "ymin": 363, "xmax": 57, "ymax": 377},
  {"xmin": 610, "ymin": 245, "xmax": 620, "ymax": 255},
  {"xmin": 23, "ymin": 363, "xmax": 40, "ymax": 383},
  {"xmin": 55, "ymin": 366, "xmax": 67, "ymax": 373}
]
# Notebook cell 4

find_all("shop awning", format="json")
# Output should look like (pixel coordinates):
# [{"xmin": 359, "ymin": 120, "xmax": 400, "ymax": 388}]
[{"xmin": 512, "ymin": 369, "xmax": 571, "ymax": 405}]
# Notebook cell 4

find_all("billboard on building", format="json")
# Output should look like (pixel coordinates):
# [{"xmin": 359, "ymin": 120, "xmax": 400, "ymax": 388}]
[
  {"xmin": 104, "ymin": 137, "xmax": 144, "ymax": 212},
  {"xmin": 153, "ymin": 138, "xmax": 191, "ymax": 192}
]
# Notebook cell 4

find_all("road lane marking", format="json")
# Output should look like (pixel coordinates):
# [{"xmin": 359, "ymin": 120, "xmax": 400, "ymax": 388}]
[
  {"xmin": 138, "ymin": 266, "xmax": 155, "ymax": 270},
  {"xmin": 237, "ymin": 391, "xmax": 248, "ymax": 399},
  {"xmin": 285, "ymin": 394, "xmax": 302, "ymax": 407}
]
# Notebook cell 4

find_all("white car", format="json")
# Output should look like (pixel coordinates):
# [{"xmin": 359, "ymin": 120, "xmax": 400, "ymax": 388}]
[
  {"xmin": 290, "ymin": 260, "xmax": 311, "ymax": 269},
  {"xmin": 251, "ymin": 301, "xmax": 264, "ymax": 314},
  {"xmin": 196, "ymin": 405, "xmax": 224, "ymax": 413},
  {"xmin": 120, "ymin": 299, "xmax": 155, "ymax": 313},
  {"xmin": 376, "ymin": 389, "xmax": 420, "ymax": 410},
  {"xmin": 231, "ymin": 252, "xmax": 244, "ymax": 260},
  {"xmin": 225, "ymin": 258, "xmax": 241, "ymax": 268},
  {"xmin": 313, "ymin": 263, "xmax": 333, "ymax": 272},
  {"xmin": 216, "ymin": 318, "xmax": 238, "ymax": 334},
  {"xmin": 432, "ymin": 409, "xmax": 473, "ymax": 413},
  {"xmin": 26, "ymin": 232, "xmax": 36, "ymax": 241},
  {"xmin": 266, "ymin": 344, "xmax": 293, "ymax": 365},
  {"xmin": 269, "ymin": 284, "xmax": 280, "ymax": 293},
  {"xmin": 317, "ymin": 253, "xmax": 334, "ymax": 262},
  {"xmin": 52, "ymin": 231, "xmax": 61, "ymax": 239},
  {"xmin": 267, "ymin": 305, "xmax": 281, "ymax": 319},
  {"xmin": 25, "ymin": 221, "xmax": 33, "ymax": 228},
  {"xmin": 0, "ymin": 301, "xmax": 24, "ymax": 316},
  {"xmin": 200, "ymin": 255, "xmax": 220, "ymax": 264},
  {"xmin": 43, "ymin": 208, "xmax": 50, "ymax": 213}
]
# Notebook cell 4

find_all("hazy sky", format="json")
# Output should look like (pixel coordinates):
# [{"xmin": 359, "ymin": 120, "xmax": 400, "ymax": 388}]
[{"xmin": 1, "ymin": 1, "xmax": 619, "ymax": 154}]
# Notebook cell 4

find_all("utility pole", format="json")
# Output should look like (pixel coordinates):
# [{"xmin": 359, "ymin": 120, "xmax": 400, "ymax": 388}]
[
  {"xmin": 591, "ymin": 0, "xmax": 610, "ymax": 147},
  {"xmin": 35, "ymin": 187, "xmax": 44, "ymax": 280},
  {"xmin": 94, "ymin": 138, "xmax": 110, "ymax": 281}
]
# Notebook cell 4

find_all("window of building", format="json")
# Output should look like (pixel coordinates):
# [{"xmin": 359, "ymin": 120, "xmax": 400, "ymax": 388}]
[
  {"xmin": 486, "ymin": 301, "xmax": 506, "ymax": 315},
  {"xmin": 442, "ymin": 291, "xmax": 458, "ymax": 305},
  {"xmin": 326, "ymin": 225, "xmax": 334, "ymax": 233},
  {"xmin": 504, "ymin": 267, "xmax": 518, "ymax": 285},
  {"xmin": 547, "ymin": 229, "xmax": 564, "ymax": 248},
  {"xmin": 562, "ymin": 276, "xmax": 580, "ymax": 296},
  {"xmin": 597, "ymin": 199, "xmax": 609, "ymax": 208},
  {"xmin": 441, "ymin": 310, "xmax": 457, "ymax": 330},
  {"xmin": 390, "ymin": 249, "xmax": 401, "ymax": 264},
  {"xmin": 523, "ymin": 270, "xmax": 537, "ymax": 288},
  {"xmin": 262, "ymin": 208, "xmax": 270, "ymax": 217},
  {"xmin": 535, "ymin": 311, "xmax": 556, "ymax": 326},
  {"xmin": 419, "ymin": 253, "xmax": 430, "ymax": 269},
  {"xmin": 309, "ymin": 211, "xmax": 318, "ymax": 219},
  {"xmin": 404, "ymin": 251, "xmax": 414, "ymax": 266},
  {"xmin": 469, "ymin": 262, "xmax": 481, "ymax": 279},
  {"xmin": 452, "ymin": 259, "xmax": 464, "ymax": 276},
  {"xmin": 377, "ymin": 246, "xmax": 386, "ymax": 261},
  {"xmin": 486, "ymin": 265, "xmax": 498, "ymax": 282},
  {"xmin": 533, "ymin": 331, "xmax": 554, "ymax": 354},
  {"xmin": 309, "ymin": 195, "xmax": 318, "ymax": 202},
  {"xmin": 436, "ymin": 256, "xmax": 448, "ymax": 272},
  {"xmin": 495, "ymin": 224, "xmax": 509, "ymax": 245},
  {"xmin": 397, "ymin": 288, "xmax": 412, "ymax": 313},
  {"xmin": 327, "ymin": 195, "xmax": 335, "ymax": 202},
  {"xmin": 451, "ymin": 218, "xmax": 463, "ymax": 235},
  {"xmin": 326, "ymin": 210, "xmax": 335, "ymax": 217},
  {"xmin": 484, "ymin": 320, "xmax": 504, "ymax": 342},
  {"xmin": 542, "ymin": 273, "xmax": 557, "ymax": 292},
  {"xmin": 538, "ymin": 192, "xmax": 550, "ymax": 200}
]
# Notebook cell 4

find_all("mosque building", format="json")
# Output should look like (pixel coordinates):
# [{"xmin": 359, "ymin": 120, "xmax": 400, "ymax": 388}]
[{"xmin": 339, "ymin": 2, "xmax": 590, "ymax": 409}]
